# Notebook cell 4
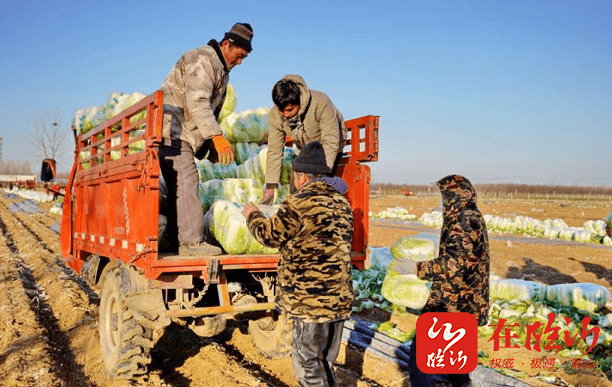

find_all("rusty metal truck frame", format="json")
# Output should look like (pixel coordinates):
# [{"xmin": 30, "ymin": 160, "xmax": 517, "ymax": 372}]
[{"xmin": 61, "ymin": 90, "xmax": 379, "ymax": 378}]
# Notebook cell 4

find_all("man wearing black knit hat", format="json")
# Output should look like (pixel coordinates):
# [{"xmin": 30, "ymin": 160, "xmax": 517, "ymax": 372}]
[
  {"xmin": 160, "ymin": 22, "xmax": 253, "ymax": 256},
  {"xmin": 242, "ymin": 141, "xmax": 354, "ymax": 387}
]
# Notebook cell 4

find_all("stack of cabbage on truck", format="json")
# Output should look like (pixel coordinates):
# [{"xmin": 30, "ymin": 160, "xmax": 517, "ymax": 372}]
[{"xmin": 72, "ymin": 85, "xmax": 295, "ymax": 255}]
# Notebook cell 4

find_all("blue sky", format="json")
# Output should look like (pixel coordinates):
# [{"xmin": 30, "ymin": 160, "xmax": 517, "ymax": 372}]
[{"xmin": 1, "ymin": 0, "xmax": 610, "ymax": 185}]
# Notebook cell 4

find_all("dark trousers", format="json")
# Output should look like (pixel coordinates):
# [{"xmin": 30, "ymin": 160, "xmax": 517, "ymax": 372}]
[
  {"xmin": 291, "ymin": 319, "xmax": 344, "ymax": 387},
  {"xmin": 408, "ymin": 337, "xmax": 471, "ymax": 387},
  {"xmin": 159, "ymin": 141, "xmax": 203, "ymax": 246}
]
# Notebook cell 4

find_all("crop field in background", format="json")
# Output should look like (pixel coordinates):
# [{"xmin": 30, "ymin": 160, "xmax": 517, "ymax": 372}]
[{"xmin": 372, "ymin": 183, "xmax": 612, "ymax": 201}]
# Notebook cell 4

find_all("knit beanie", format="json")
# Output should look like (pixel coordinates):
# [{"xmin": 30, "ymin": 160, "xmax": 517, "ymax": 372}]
[
  {"xmin": 292, "ymin": 141, "xmax": 332, "ymax": 175},
  {"xmin": 224, "ymin": 23, "xmax": 253, "ymax": 52}
]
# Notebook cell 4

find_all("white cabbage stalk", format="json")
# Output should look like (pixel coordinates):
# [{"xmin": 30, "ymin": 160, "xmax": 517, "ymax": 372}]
[
  {"xmin": 545, "ymin": 283, "xmax": 611, "ymax": 313},
  {"xmin": 203, "ymin": 200, "xmax": 278, "ymax": 255},
  {"xmin": 390, "ymin": 233, "xmax": 439, "ymax": 262},
  {"xmin": 220, "ymin": 106, "xmax": 270, "ymax": 143},
  {"xmin": 368, "ymin": 247, "xmax": 394, "ymax": 271},
  {"xmin": 235, "ymin": 146, "xmax": 295, "ymax": 186},
  {"xmin": 73, "ymin": 106, "xmax": 100, "ymax": 133},
  {"xmin": 232, "ymin": 142, "xmax": 263, "ymax": 165},
  {"xmin": 8, "ymin": 189, "xmax": 54, "ymax": 203},
  {"xmin": 73, "ymin": 91, "xmax": 146, "ymax": 134},
  {"xmin": 418, "ymin": 211, "xmax": 443, "ymax": 229},
  {"xmin": 236, "ymin": 147, "xmax": 267, "ymax": 184},
  {"xmin": 198, "ymin": 178, "xmax": 263, "ymax": 214},
  {"xmin": 380, "ymin": 234, "xmax": 439, "ymax": 310},
  {"xmin": 196, "ymin": 159, "xmax": 238, "ymax": 182},
  {"xmin": 371, "ymin": 207, "xmax": 417, "ymax": 220},
  {"xmin": 380, "ymin": 260, "xmax": 431, "ymax": 310},
  {"xmin": 93, "ymin": 92, "xmax": 147, "ymax": 125},
  {"xmin": 583, "ymin": 220, "xmax": 607, "ymax": 236},
  {"xmin": 490, "ymin": 278, "xmax": 547, "ymax": 302},
  {"xmin": 218, "ymin": 84, "xmax": 236, "ymax": 122},
  {"xmin": 416, "ymin": 211, "xmax": 610, "ymax": 245}
]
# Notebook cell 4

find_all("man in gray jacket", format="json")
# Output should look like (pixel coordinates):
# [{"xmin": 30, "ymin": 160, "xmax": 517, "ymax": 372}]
[
  {"xmin": 260, "ymin": 75, "xmax": 347, "ymax": 205},
  {"xmin": 160, "ymin": 23, "xmax": 253, "ymax": 255}
]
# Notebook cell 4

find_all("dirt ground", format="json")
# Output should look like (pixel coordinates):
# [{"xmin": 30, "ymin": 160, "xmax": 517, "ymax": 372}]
[
  {"xmin": 368, "ymin": 194, "xmax": 612, "ymax": 387},
  {"xmin": 0, "ymin": 191, "xmax": 610, "ymax": 386}
]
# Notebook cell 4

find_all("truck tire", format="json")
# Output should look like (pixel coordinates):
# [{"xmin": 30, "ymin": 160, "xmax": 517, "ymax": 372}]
[
  {"xmin": 99, "ymin": 267, "xmax": 154, "ymax": 379},
  {"xmin": 248, "ymin": 311, "xmax": 293, "ymax": 359}
]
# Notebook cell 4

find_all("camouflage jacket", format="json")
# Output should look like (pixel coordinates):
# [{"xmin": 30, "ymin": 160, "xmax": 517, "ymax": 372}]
[
  {"xmin": 266, "ymin": 75, "xmax": 347, "ymax": 186},
  {"xmin": 417, "ymin": 175, "xmax": 490, "ymax": 326},
  {"xmin": 246, "ymin": 178, "xmax": 354, "ymax": 323},
  {"xmin": 160, "ymin": 40, "xmax": 228, "ymax": 154}
]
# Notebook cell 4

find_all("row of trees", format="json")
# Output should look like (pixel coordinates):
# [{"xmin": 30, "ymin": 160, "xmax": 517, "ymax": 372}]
[
  {"xmin": 0, "ymin": 160, "xmax": 32, "ymax": 175},
  {"xmin": 371, "ymin": 183, "xmax": 612, "ymax": 196}
]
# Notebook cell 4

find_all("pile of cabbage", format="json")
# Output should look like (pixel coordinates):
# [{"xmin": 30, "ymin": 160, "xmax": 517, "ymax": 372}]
[
  {"xmin": 193, "ymin": 85, "xmax": 297, "ymax": 253},
  {"xmin": 351, "ymin": 240, "xmax": 612, "ymax": 372},
  {"xmin": 73, "ymin": 91, "xmax": 147, "ymax": 133},
  {"xmin": 72, "ymin": 91, "xmax": 147, "ymax": 168},
  {"xmin": 3, "ymin": 187, "xmax": 55, "ymax": 203},
  {"xmin": 73, "ymin": 86, "xmax": 295, "ymax": 255},
  {"xmin": 370, "ymin": 207, "xmax": 416, "ymax": 220},
  {"xmin": 371, "ymin": 206, "xmax": 612, "ymax": 245},
  {"xmin": 203, "ymin": 200, "xmax": 279, "ymax": 254},
  {"xmin": 482, "ymin": 280, "xmax": 612, "ymax": 372},
  {"xmin": 416, "ymin": 210, "xmax": 612, "ymax": 246},
  {"xmin": 352, "ymin": 234, "xmax": 439, "ymax": 314}
]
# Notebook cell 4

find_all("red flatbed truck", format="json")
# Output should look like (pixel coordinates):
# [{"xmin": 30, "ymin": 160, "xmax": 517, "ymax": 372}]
[{"xmin": 61, "ymin": 90, "xmax": 379, "ymax": 378}]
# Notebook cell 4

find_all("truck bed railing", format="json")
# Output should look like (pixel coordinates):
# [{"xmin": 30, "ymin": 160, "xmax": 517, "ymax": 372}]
[
  {"xmin": 341, "ymin": 115, "xmax": 379, "ymax": 164},
  {"xmin": 62, "ymin": 90, "xmax": 378, "ymax": 280}
]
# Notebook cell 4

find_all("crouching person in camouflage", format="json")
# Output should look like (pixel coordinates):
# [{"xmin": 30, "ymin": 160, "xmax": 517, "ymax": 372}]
[{"xmin": 242, "ymin": 141, "xmax": 354, "ymax": 387}]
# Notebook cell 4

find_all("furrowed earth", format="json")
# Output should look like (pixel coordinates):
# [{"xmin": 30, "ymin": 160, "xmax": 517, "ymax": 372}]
[{"xmin": 0, "ymin": 190, "xmax": 610, "ymax": 387}]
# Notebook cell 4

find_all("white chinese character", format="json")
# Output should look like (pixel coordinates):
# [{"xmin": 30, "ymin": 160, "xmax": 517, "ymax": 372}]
[{"xmin": 427, "ymin": 317, "xmax": 466, "ymax": 355}]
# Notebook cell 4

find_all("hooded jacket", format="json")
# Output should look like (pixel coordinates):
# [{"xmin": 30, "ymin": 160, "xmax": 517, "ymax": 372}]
[
  {"xmin": 266, "ymin": 75, "xmax": 347, "ymax": 186},
  {"xmin": 161, "ymin": 40, "xmax": 228, "ymax": 155},
  {"xmin": 416, "ymin": 175, "xmax": 490, "ymax": 326},
  {"xmin": 246, "ymin": 178, "xmax": 354, "ymax": 323}
]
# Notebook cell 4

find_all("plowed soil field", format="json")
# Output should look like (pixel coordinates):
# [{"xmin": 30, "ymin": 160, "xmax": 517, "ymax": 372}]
[{"xmin": 0, "ymin": 190, "xmax": 610, "ymax": 387}]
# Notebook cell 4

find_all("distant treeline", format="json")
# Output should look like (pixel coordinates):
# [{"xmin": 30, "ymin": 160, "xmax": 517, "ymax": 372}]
[
  {"xmin": 0, "ymin": 160, "xmax": 33, "ymax": 175},
  {"xmin": 371, "ymin": 183, "xmax": 612, "ymax": 197}
]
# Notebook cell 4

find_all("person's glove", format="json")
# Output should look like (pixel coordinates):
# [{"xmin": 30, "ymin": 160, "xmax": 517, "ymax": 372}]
[
  {"xmin": 259, "ymin": 188, "xmax": 275, "ymax": 205},
  {"xmin": 212, "ymin": 135, "xmax": 234, "ymax": 164}
]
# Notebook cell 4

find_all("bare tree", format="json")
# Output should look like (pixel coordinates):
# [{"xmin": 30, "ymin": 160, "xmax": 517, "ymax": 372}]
[{"xmin": 29, "ymin": 112, "xmax": 72, "ymax": 170}]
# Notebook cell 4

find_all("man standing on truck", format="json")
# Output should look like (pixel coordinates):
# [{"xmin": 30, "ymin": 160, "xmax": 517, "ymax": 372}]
[
  {"xmin": 160, "ymin": 22, "xmax": 253, "ymax": 256},
  {"xmin": 259, "ymin": 75, "xmax": 347, "ymax": 205},
  {"xmin": 242, "ymin": 141, "xmax": 354, "ymax": 387}
]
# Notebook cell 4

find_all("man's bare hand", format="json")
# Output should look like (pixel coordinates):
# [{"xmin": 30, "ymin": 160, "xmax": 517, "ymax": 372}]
[
  {"xmin": 242, "ymin": 202, "xmax": 258, "ymax": 219},
  {"xmin": 259, "ymin": 189, "xmax": 275, "ymax": 205}
]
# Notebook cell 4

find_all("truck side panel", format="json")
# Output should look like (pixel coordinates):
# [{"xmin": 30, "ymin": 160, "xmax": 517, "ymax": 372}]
[
  {"xmin": 61, "ymin": 89, "xmax": 379, "ymax": 282},
  {"xmin": 62, "ymin": 91, "xmax": 163, "ymax": 274}
]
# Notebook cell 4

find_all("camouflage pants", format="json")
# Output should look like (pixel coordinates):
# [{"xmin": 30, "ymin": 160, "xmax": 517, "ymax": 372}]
[{"xmin": 291, "ymin": 319, "xmax": 344, "ymax": 387}]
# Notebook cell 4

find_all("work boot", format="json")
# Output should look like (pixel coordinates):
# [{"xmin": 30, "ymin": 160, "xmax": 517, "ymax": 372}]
[{"xmin": 179, "ymin": 241, "xmax": 222, "ymax": 256}]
